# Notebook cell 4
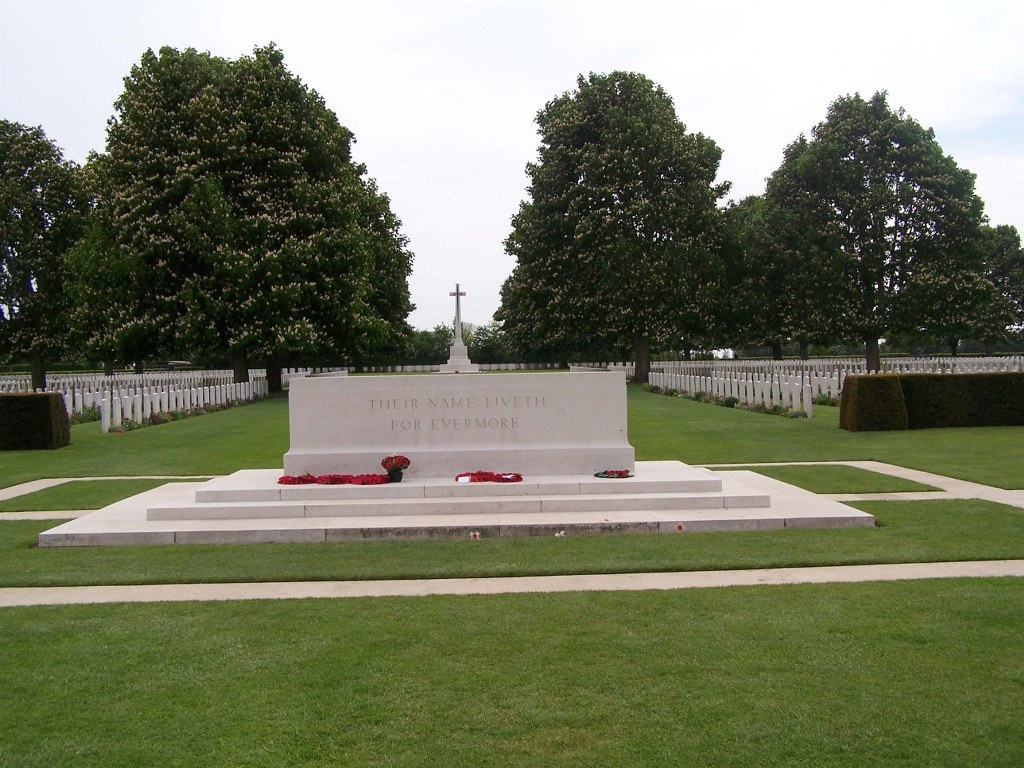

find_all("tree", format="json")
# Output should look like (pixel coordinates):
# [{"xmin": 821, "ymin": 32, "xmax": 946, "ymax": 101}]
[
  {"xmin": 408, "ymin": 324, "xmax": 453, "ymax": 364},
  {"xmin": 98, "ymin": 45, "xmax": 413, "ymax": 384},
  {"xmin": 469, "ymin": 321, "xmax": 511, "ymax": 363},
  {"xmin": 497, "ymin": 72, "xmax": 728, "ymax": 382},
  {"xmin": 0, "ymin": 121, "xmax": 86, "ymax": 389},
  {"xmin": 971, "ymin": 224, "xmax": 1024, "ymax": 353},
  {"xmin": 777, "ymin": 92, "xmax": 985, "ymax": 371}
]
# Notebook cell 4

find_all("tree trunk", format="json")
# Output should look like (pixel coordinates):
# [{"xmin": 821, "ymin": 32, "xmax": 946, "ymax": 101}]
[
  {"xmin": 682, "ymin": 347, "xmax": 692, "ymax": 362},
  {"xmin": 798, "ymin": 340, "xmax": 810, "ymax": 360},
  {"xmin": 30, "ymin": 351, "xmax": 46, "ymax": 391},
  {"xmin": 769, "ymin": 341, "xmax": 783, "ymax": 361},
  {"xmin": 231, "ymin": 350, "xmax": 250, "ymax": 385},
  {"xmin": 134, "ymin": 359, "xmax": 144, "ymax": 374},
  {"xmin": 984, "ymin": 338, "xmax": 995, "ymax": 356},
  {"xmin": 864, "ymin": 337, "xmax": 880, "ymax": 373},
  {"xmin": 103, "ymin": 354, "xmax": 115, "ymax": 377},
  {"xmin": 947, "ymin": 337, "xmax": 959, "ymax": 357},
  {"xmin": 633, "ymin": 337, "xmax": 651, "ymax": 384},
  {"xmin": 266, "ymin": 356, "xmax": 283, "ymax": 394}
]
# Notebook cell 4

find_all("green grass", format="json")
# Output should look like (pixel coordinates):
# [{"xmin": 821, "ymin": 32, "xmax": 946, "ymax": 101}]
[
  {"xmin": 0, "ymin": 479, "xmax": 199, "ymax": 512},
  {"xmin": 2, "ymin": 386, "xmax": 1022, "ymax": 490},
  {"xmin": 713, "ymin": 464, "xmax": 939, "ymax": 494},
  {"xmin": 631, "ymin": 387, "xmax": 1024, "ymax": 488},
  {"xmin": 2, "ymin": 382, "xmax": 1024, "ymax": 766},
  {"xmin": 2, "ymin": 499, "xmax": 1022, "ymax": 588},
  {"xmin": 0, "ymin": 396, "xmax": 289, "ymax": 489},
  {"xmin": 1, "ymin": 579, "xmax": 1021, "ymax": 767}
]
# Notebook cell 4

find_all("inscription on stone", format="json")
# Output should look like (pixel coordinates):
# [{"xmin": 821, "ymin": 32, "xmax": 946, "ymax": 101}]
[{"xmin": 369, "ymin": 392, "xmax": 546, "ymax": 432}]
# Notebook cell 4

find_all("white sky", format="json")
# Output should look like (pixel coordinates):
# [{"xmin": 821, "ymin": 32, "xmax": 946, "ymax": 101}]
[{"xmin": 3, "ymin": 0, "xmax": 1022, "ymax": 330}]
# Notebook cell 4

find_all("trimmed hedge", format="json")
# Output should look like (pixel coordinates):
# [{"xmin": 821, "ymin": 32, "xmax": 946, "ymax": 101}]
[
  {"xmin": 839, "ymin": 375, "xmax": 908, "ymax": 432},
  {"xmin": 899, "ymin": 373, "xmax": 1024, "ymax": 429},
  {"xmin": 840, "ymin": 372, "xmax": 1024, "ymax": 431},
  {"xmin": 0, "ymin": 393, "xmax": 71, "ymax": 450}
]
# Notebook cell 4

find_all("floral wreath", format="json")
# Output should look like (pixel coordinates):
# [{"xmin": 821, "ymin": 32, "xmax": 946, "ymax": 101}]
[
  {"xmin": 278, "ymin": 473, "xmax": 390, "ymax": 485},
  {"xmin": 594, "ymin": 469, "xmax": 633, "ymax": 479},
  {"xmin": 455, "ymin": 471, "xmax": 523, "ymax": 483}
]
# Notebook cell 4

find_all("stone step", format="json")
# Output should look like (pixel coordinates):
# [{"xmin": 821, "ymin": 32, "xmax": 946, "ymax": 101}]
[
  {"xmin": 192, "ymin": 464, "xmax": 723, "ymax": 503},
  {"xmin": 36, "ymin": 467, "xmax": 877, "ymax": 547},
  {"xmin": 147, "ymin": 488, "xmax": 772, "ymax": 521}
]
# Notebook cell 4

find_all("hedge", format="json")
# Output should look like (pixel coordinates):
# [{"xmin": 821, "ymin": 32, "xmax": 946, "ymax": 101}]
[
  {"xmin": 840, "ymin": 372, "xmax": 1024, "ymax": 431},
  {"xmin": 839, "ymin": 375, "xmax": 908, "ymax": 432},
  {"xmin": 0, "ymin": 393, "xmax": 71, "ymax": 450}
]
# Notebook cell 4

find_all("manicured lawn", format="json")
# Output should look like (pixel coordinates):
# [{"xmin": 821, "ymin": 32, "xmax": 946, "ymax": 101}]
[
  {"xmin": 0, "ymin": 479, "xmax": 199, "ymax": 512},
  {"xmin": 2, "ymin": 499, "xmax": 1022, "ymax": 588},
  {"xmin": 0, "ymin": 396, "xmax": 289, "ymax": 489},
  {"xmin": 1, "ymin": 579, "xmax": 1021, "ymax": 767},
  {"xmin": 1, "ymin": 379, "xmax": 1023, "ymax": 766},
  {"xmin": 2, "ymin": 386, "xmax": 1022, "ymax": 490},
  {"xmin": 631, "ymin": 387, "xmax": 1024, "ymax": 488},
  {"xmin": 713, "ymin": 464, "xmax": 939, "ymax": 494}
]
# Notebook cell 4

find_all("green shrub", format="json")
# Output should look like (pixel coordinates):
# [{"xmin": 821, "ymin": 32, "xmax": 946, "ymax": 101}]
[
  {"xmin": 0, "ymin": 393, "xmax": 72, "ymax": 449},
  {"xmin": 839, "ymin": 375, "xmax": 908, "ymax": 432},
  {"xmin": 899, "ymin": 372, "xmax": 1024, "ymax": 429},
  {"xmin": 723, "ymin": 396, "xmax": 740, "ymax": 408}
]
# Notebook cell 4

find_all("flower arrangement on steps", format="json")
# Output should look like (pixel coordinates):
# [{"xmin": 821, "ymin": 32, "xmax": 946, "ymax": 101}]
[{"xmin": 381, "ymin": 454, "xmax": 411, "ymax": 482}]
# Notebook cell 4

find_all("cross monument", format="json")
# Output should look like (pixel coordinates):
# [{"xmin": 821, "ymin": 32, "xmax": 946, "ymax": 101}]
[
  {"xmin": 438, "ymin": 281, "xmax": 480, "ymax": 373},
  {"xmin": 450, "ymin": 283, "xmax": 466, "ymax": 345}
]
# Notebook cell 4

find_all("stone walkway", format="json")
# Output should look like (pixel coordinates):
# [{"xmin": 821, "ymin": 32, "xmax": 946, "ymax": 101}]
[
  {"xmin": 1, "ymin": 462, "xmax": 1022, "ymax": 607},
  {"xmin": 1, "ymin": 560, "xmax": 1023, "ymax": 607}
]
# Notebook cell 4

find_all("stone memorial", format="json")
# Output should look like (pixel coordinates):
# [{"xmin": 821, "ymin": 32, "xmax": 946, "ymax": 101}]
[
  {"xmin": 283, "ymin": 369, "xmax": 635, "ymax": 477},
  {"xmin": 35, "ymin": 282, "xmax": 875, "ymax": 546},
  {"xmin": 438, "ymin": 282, "xmax": 480, "ymax": 373}
]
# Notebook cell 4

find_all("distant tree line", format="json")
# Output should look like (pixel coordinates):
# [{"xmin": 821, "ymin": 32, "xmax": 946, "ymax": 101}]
[
  {"xmin": 497, "ymin": 75, "xmax": 1024, "ymax": 381},
  {"xmin": 5, "ymin": 62, "xmax": 1023, "ymax": 389}
]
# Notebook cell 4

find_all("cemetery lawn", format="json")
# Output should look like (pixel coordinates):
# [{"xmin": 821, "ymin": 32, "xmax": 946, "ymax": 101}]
[
  {"xmin": 1, "ymin": 578, "xmax": 1022, "ymax": 767},
  {"xmin": 0, "ymin": 396, "xmax": 289, "ymax": 489},
  {"xmin": 2, "ymin": 499, "xmax": 1023, "ymax": 587},
  {"xmin": 0, "ymin": 479, "xmax": 198, "ymax": 512},
  {"xmin": 712, "ymin": 464, "xmax": 939, "ymax": 494},
  {"xmin": 630, "ymin": 386, "xmax": 1024, "ymax": 489},
  {"xmin": 3, "ymin": 386, "xmax": 1021, "ymax": 492}
]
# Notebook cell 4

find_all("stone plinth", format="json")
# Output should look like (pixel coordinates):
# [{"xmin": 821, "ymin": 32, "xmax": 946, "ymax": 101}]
[
  {"xmin": 438, "ymin": 343, "xmax": 480, "ymax": 373},
  {"xmin": 283, "ymin": 371, "xmax": 634, "ymax": 477}
]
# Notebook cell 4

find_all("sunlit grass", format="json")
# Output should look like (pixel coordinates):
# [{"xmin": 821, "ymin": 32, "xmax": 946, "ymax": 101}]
[
  {"xmin": 712, "ymin": 464, "xmax": 939, "ymax": 494},
  {"xmin": 1, "ymin": 579, "xmax": 1021, "ymax": 767}
]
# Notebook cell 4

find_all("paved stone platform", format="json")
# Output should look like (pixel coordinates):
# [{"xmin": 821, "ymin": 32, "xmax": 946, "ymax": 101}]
[{"xmin": 36, "ymin": 461, "xmax": 874, "ymax": 546}]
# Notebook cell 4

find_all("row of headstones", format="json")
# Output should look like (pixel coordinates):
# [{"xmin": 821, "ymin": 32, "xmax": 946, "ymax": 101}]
[
  {"xmin": 283, "ymin": 362, "xmax": 564, "ymax": 376},
  {"xmin": 648, "ymin": 371, "xmax": 825, "ymax": 416},
  {"xmin": 651, "ymin": 356, "xmax": 1024, "ymax": 378},
  {"xmin": 63, "ymin": 380, "xmax": 267, "ymax": 432},
  {"xmin": 0, "ymin": 370, "xmax": 268, "ymax": 410}
]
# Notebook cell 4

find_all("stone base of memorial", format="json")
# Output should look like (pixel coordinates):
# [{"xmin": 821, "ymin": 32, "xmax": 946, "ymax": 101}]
[
  {"xmin": 283, "ymin": 371, "xmax": 634, "ymax": 478},
  {"xmin": 437, "ymin": 343, "xmax": 480, "ymax": 374},
  {"xmin": 35, "ymin": 369, "xmax": 876, "ymax": 547}
]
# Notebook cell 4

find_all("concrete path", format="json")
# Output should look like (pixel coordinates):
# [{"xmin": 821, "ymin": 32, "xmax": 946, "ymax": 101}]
[
  {"xmin": 709, "ymin": 460, "xmax": 1024, "ymax": 510},
  {"xmin": 1, "ymin": 560, "xmax": 1022, "ymax": 608}
]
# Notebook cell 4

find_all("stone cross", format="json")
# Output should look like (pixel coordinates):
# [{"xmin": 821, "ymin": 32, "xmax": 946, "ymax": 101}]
[{"xmin": 449, "ymin": 283, "xmax": 466, "ymax": 345}]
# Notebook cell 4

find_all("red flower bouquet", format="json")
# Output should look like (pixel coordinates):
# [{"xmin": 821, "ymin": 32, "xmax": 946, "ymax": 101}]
[{"xmin": 381, "ymin": 455, "xmax": 411, "ymax": 472}]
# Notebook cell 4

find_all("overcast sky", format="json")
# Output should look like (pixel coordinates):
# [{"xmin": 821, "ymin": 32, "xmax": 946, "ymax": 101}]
[{"xmin": 3, "ymin": 0, "xmax": 1022, "ymax": 330}]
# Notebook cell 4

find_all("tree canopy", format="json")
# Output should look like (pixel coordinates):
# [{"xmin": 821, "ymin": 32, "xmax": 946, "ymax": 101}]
[
  {"xmin": 767, "ymin": 92, "xmax": 986, "ymax": 370},
  {"xmin": 0, "ymin": 121, "xmax": 86, "ymax": 388},
  {"xmin": 90, "ymin": 44, "xmax": 413, "ymax": 382},
  {"xmin": 497, "ymin": 71, "xmax": 728, "ymax": 381}
]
